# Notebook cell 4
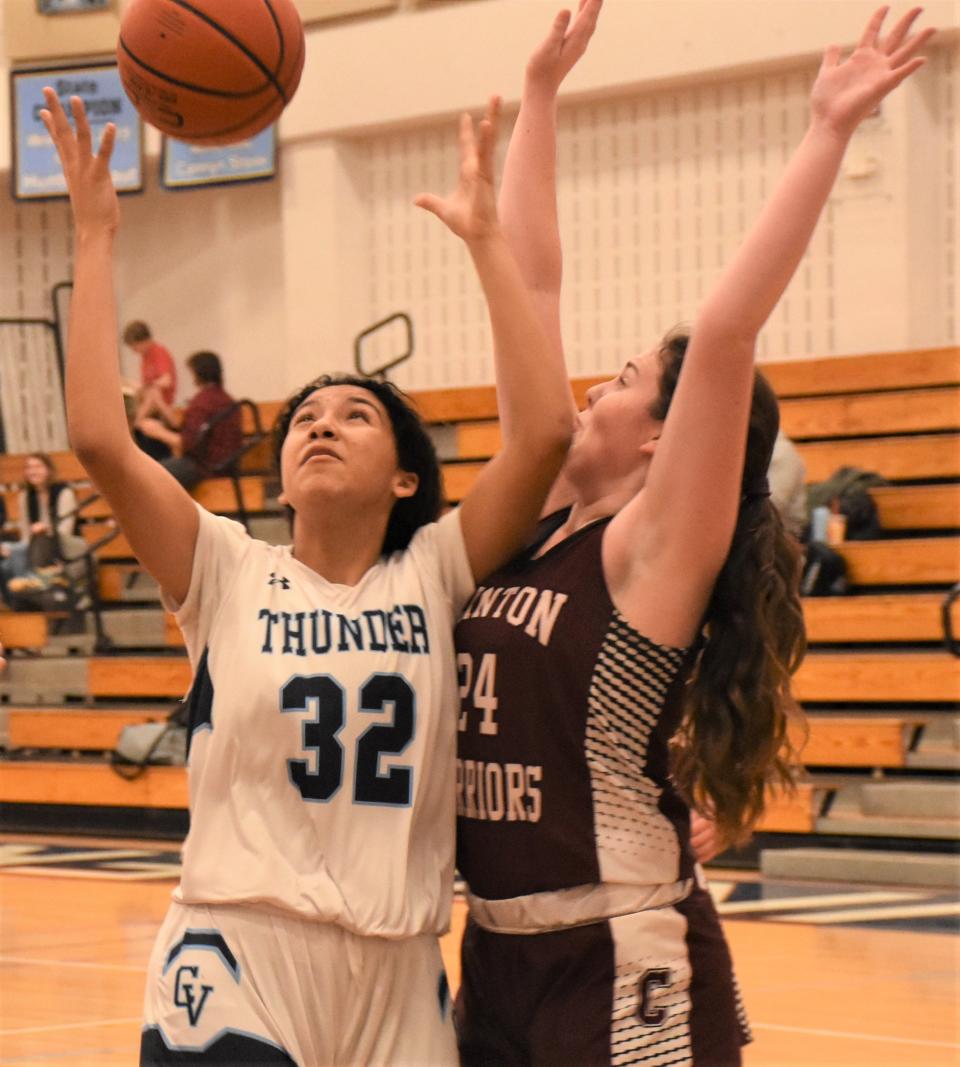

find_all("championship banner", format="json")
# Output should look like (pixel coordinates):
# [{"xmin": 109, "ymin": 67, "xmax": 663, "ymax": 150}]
[{"xmin": 11, "ymin": 63, "xmax": 143, "ymax": 200}]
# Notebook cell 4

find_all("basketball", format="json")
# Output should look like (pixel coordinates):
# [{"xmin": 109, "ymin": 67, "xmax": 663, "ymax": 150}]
[{"xmin": 116, "ymin": 0, "xmax": 305, "ymax": 146}]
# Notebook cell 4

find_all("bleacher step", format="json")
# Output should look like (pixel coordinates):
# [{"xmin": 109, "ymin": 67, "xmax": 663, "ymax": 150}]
[
  {"xmin": 102, "ymin": 609, "xmax": 168, "ymax": 649},
  {"xmin": 860, "ymin": 781, "xmax": 960, "ymax": 820},
  {"xmin": 4, "ymin": 704, "xmax": 175, "ymax": 751},
  {"xmin": 907, "ymin": 717, "xmax": 960, "ymax": 770},
  {"xmin": 812, "ymin": 779, "xmax": 960, "ymax": 839},
  {"xmin": 0, "ymin": 657, "xmax": 88, "ymax": 704},
  {"xmin": 815, "ymin": 814, "xmax": 960, "ymax": 839},
  {"xmin": 760, "ymin": 847, "xmax": 960, "ymax": 888}
]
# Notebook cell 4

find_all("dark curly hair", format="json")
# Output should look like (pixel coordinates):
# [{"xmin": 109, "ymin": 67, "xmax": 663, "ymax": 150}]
[
  {"xmin": 652, "ymin": 333, "xmax": 807, "ymax": 847},
  {"xmin": 272, "ymin": 374, "xmax": 442, "ymax": 556}
]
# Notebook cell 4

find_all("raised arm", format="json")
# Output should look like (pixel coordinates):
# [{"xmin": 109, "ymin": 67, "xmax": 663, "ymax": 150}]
[
  {"xmin": 500, "ymin": 0, "xmax": 602, "ymax": 355},
  {"xmin": 501, "ymin": 2, "xmax": 603, "ymax": 515},
  {"xmin": 40, "ymin": 92, "xmax": 198, "ymax": 604},
  {"xmin": 608, "ymin": 7, "xmax": 935, "ymax": 612},
  {"xmin": 415, "ymin": 98, "xmax": 572, "ymax": 580}
]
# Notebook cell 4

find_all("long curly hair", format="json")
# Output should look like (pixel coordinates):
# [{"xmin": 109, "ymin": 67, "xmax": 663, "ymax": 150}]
[
  {"xmin": 652, "ymin": 333, "xmax": 807, "ymax": 846},
  {"xmin": 272, "ymin": 374, "xmax": 442, "ymax": 556}
]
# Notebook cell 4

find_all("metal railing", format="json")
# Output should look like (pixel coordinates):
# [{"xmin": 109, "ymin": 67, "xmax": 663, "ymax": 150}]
[{"xmin": 353, "ymin": 311, "xmax": 414, "ymax": 380}]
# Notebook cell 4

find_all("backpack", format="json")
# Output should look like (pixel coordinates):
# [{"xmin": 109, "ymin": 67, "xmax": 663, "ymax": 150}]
[
  {"xmin": 111, "ymin": 704, "xmax": 188, "ymax": 780},
  {"xmin": 806, "ymin": 466, "xmax": 888, "ymax": 541}
]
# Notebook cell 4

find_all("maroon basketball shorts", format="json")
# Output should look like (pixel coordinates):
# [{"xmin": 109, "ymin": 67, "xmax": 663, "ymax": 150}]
[{"xmin": 455, "ymin": 884, "xmax": 751, "ymax": 1067}]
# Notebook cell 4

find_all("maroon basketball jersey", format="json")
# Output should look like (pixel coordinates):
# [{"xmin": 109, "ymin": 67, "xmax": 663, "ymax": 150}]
[{"xmin": 455, "ymin": 515, "xmax": 698, "ymax": 901}]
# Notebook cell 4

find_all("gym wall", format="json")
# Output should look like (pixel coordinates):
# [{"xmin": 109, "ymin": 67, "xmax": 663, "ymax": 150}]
[{"xmin": 0, "ymin": 0, "xmax": 956, "ymax": 406}]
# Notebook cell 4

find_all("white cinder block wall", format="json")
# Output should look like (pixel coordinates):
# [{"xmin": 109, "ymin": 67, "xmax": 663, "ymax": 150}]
[{"xmin": 0, "ymin": 0, "xmax": 956, "ymax": 423}]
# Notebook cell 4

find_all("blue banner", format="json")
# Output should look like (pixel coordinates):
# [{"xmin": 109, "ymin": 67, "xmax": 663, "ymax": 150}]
[
  {"xmin": 37, "ymin": 0, "xmax": 110, "ymax": 12},
  {"xmin": 161, "ymin": 127, "xmax": 277, "ymax": 189},
  {"xmin": 12, "ymin": 64, "xmax": 143, "ymax": 200}
]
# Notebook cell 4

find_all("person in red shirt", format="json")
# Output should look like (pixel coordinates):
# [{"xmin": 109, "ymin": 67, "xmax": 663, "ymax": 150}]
[
  {"xmin": 135, "ymin": 351, "xmax": 242, "ymax": 489},
  {"xmin": 123, "ymin": 320, "xmax": 176, "ymax": 410}
]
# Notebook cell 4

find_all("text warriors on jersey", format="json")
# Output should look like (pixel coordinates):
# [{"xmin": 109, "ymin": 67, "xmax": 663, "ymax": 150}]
[{"xmin": 457, "ymin": 581, "xmax": 571, "ymax": 825}]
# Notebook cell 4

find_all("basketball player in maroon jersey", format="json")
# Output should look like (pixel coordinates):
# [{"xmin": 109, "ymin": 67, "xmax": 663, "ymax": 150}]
[{"xmin": 454, "ymin": 5, "xmax": 935, "ymax": 1064}]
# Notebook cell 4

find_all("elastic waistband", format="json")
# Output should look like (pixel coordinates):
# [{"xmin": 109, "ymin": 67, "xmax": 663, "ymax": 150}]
[{"xmin": 466, "ymin": 877, "xmax": 695, "ymax": 935}]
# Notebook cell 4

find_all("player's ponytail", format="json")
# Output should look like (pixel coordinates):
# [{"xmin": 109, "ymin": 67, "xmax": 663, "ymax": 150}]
[{"xmin": 652, "ymin": 333, "xmax": 807, "ymax": 847}]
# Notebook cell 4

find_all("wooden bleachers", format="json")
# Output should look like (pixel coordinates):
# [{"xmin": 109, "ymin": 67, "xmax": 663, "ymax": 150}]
[
  {"xmin": 0, "ymin": 613, "xmax": 52, "ymax": 650},
  {"xmin": 1, "ymin": 346, "xmax": 957, "ymax": 850},
  {"xmin": 5, "ymin": 706, "xmax": 169, "ymax": 750},
  {"xmin": 0, "ymin": 760, "xmax": 187, "ymax": 808}
]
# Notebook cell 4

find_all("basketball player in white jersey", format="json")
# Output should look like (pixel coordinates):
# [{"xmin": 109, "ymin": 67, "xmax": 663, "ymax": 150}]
[
  {"xmin": 454, "ymin": 6, "xmax": 935, "ymax": 1065},
  {"xmin": 41, "ymin": 90, "xmax": 572, "ymax": 1065}
]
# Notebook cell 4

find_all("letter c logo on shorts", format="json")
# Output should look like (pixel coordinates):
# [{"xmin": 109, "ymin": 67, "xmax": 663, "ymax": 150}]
[
  {"xmin": 173, "ymin": 965, "xmax": 214, "ymax": 1027},
  {"xmin": 637, "ymin": 967, "xmax": 672, "ymax": 1026}
]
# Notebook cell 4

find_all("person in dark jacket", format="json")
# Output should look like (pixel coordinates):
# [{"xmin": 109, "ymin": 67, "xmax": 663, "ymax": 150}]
[{"xmin": 135, "ymin": 351, "xmax": 242, "ymax": 489}]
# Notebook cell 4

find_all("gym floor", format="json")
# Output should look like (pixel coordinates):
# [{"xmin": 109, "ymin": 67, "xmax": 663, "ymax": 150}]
[{"xmin": 0, "ymin": 833, "xmax": 957, "ymax": 1066}]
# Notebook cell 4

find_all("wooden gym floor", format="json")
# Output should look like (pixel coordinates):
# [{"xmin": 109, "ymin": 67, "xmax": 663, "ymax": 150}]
[{"xmin": 0, "ymin": 834, "xmax": 957, "ymax": 1066}]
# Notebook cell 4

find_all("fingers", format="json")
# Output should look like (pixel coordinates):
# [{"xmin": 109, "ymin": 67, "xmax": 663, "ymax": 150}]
[
  {"xmin": 858, "ymin": 5, "xmax": 890, "ymax": 49},
  {"xmin": 40, "ymin": 87, "xmax": 114, "ymax": 169},
  {"xmin": 40, "ymin": 87, "xmax": 74, "ymax": 165},
  {"xmin": 566, "ymin": 0, "xmax": 602, "ymax": 54},
  {"xmin": 475, "ymin": 96, "xmax": 501, "ymax": 183},
  {"xmin": 42, "ymin": 86, "xmax": 72, "ymax": 140},
  {"xmin": 412, "ymin": 192, "xmax": 444, "ymax": 219},
  {"xmin": 889, "ymin": 25, "xmax": 936, "ymax": 67},
  {"xmin": 572, "ymin": 0, "xmax": 603, "ymax": 35},
  {"xmin": 880, "ymin": 5, "xmax": 922, "ymax": 52},
  {"xmin": 550, "ymin": 8, "xmax": 572, "ymax": 43},
  {"xmin": 98, "ymin": 122, "xmax": 117, "ymax": 167},
  {"xmin": 71, "ymin": 95, "xmax": 92, "ymax": 158},
  {"xmin": 819, "ymin": 43, "xmax": 842, "ymax": 71},
  {"xmin": 885, "ymin": 53, "xmax": 927, "ymax": 89}
]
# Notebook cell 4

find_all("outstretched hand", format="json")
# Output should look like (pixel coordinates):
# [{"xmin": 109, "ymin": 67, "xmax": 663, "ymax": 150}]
[
  {"xmin": 414, "ymin": 96, "xmax": 502, "ymax": 244},
  {"xmin": 39, "ymin": 89, "xmax": 119, "ymax": 235},
  {"xmin": 811, "ymin": 6, "xmax": 935, "ymax": 137},
  {"xmin": 526, "ymin": 0, "xmax": 603, "ymax": 93}
]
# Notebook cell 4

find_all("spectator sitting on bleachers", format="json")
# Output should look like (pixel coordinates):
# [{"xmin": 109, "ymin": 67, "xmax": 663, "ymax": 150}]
[
  {"xmin": 769, "ymin": 429, "xmax": 808, "ymax": 539},
  {"xmin": 124, "ymin": 320, "xmax": 177, "ymax": 462},
  {"xmin": 134, "ymin": 351, "xmax": 243, "ymax": 490},
  {"xmin": 0, "ymin": 453, "xmax": 85, "ymax": 606}
]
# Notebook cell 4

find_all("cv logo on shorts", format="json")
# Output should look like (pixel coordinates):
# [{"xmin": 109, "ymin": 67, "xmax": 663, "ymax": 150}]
[
  {"xmin": 163, "ymin": 930, "xmax": 241, "ymax": 1034},
  {"xmin": 174, "ymin": 965, "xmax": 214, "ymax": 1026}
]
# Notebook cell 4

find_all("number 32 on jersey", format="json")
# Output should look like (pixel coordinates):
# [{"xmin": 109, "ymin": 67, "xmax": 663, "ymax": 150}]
[{"xmin": 280, "ymin": 673, "xmax": 415, "ymax": 807}]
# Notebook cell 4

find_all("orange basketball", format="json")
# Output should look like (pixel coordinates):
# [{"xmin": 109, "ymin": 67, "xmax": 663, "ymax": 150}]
[{"xmin": 117, "ymin": 0, "xmax": 305, "ymax": 146}]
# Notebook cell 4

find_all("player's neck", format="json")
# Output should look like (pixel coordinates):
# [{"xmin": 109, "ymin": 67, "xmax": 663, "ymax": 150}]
[
  {"xmin": 291, "ymin": 514, "xmax": 386, "ymax": 586},
  {"xmin": 567, "ymin": 475, "xmax": 643, "ymax": 531}
]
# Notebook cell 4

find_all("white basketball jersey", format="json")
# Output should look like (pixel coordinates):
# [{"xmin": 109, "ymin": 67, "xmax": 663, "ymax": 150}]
[{"xmin": 165, "ymin": 504, "xmax": 474, "ymax": 939}]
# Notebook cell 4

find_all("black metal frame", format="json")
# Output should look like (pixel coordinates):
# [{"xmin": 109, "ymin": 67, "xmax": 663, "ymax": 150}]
[
  {"xmin": 189, "ymin": 397, "xmax": 267, "ymax": 533},
  {"xmin": 353, "ymin": 311, "xmax": 415, "ymax": 380}
]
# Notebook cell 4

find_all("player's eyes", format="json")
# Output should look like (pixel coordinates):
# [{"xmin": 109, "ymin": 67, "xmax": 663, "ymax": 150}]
[{"xmin": 294, "ymin": 411, "xmax": 315, "ymax": 424}]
